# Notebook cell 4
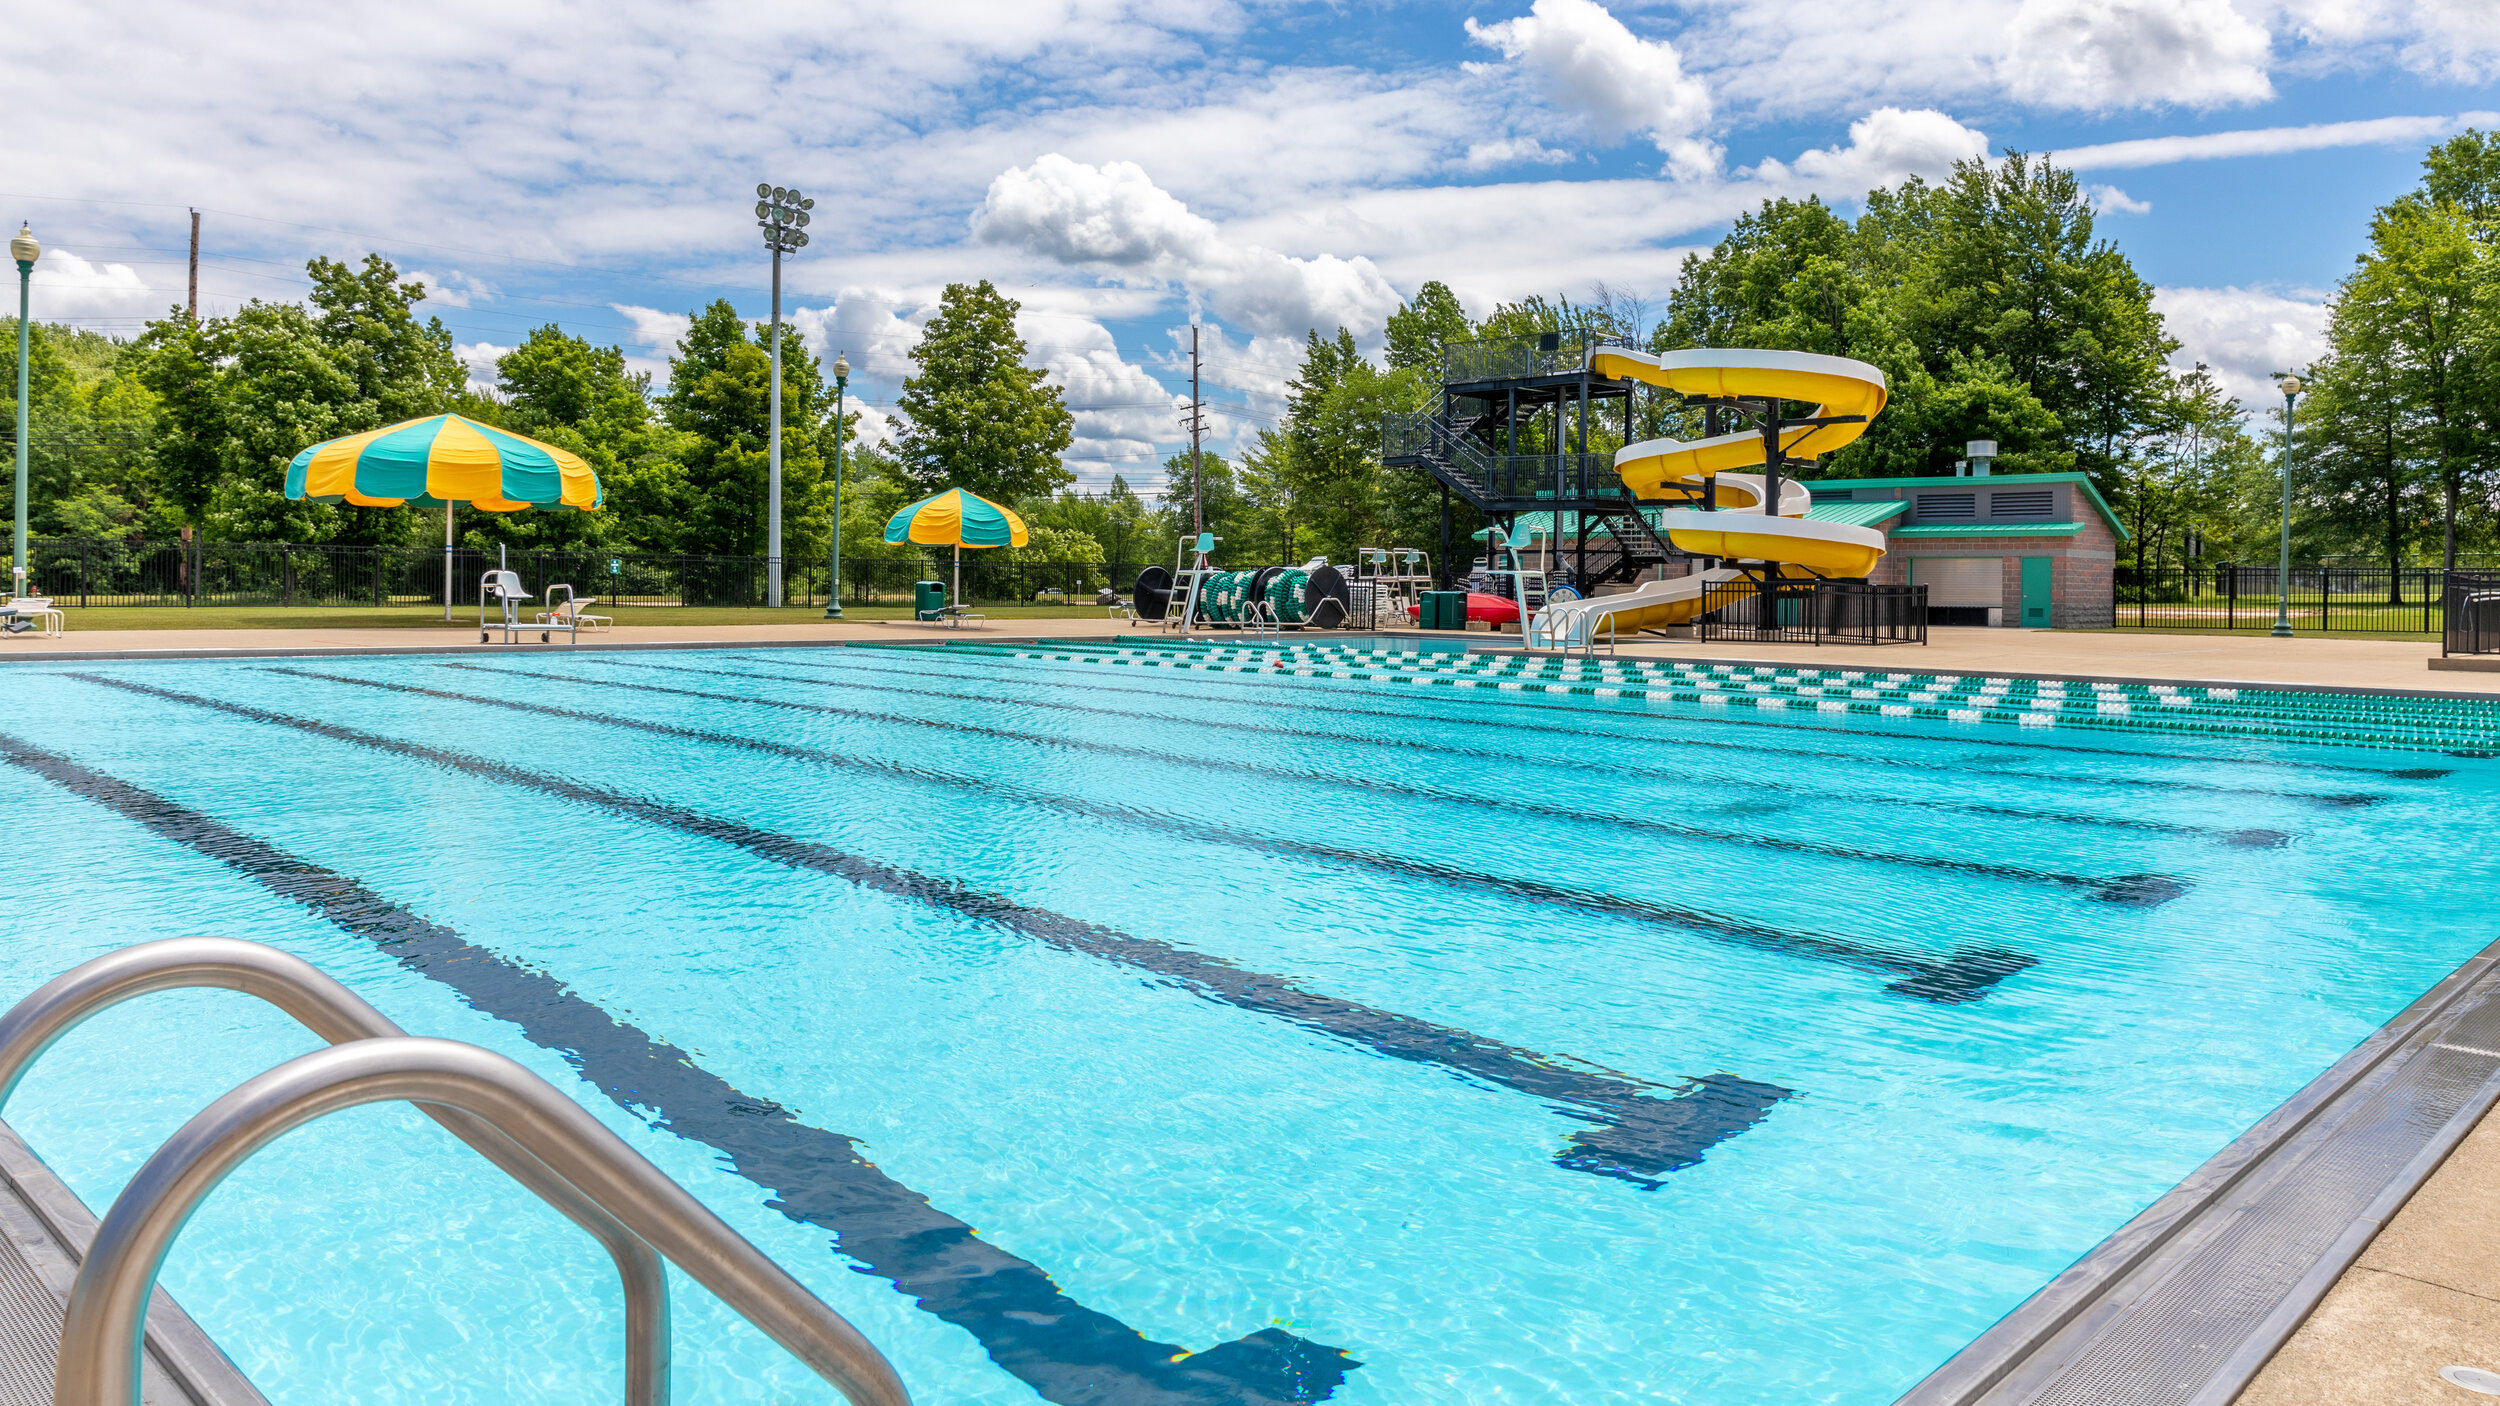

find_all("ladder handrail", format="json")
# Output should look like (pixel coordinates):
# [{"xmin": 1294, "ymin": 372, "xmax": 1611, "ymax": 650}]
[
  {"xmin": 57, "ymin": 1037, "xmax": 910, "ymax": 1406},
  {"xmin": 0, "ymin": 938, "xmax": 669, "ymax": 1405}
]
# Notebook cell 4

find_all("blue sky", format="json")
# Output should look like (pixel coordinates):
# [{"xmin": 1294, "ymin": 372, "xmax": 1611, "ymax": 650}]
[{"xmin": 8, "ymin": 0, "xmax": 2498, "ymax": 496}]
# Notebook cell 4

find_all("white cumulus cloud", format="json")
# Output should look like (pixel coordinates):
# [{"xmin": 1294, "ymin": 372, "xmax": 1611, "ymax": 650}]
[
  {"xmin": 611, "ymin": 305, "xmax": 693, "ymax": 355},
  {"xmin": 1466, "ymin": 0, "xmax": 1717, "ymax": 178},
  {"xmin": 2154, "ymin": 285, "xmax": 2328, "ymax": 408},
  {"xmin": 27, "ymin": 250, "xmax": 158, "ymax": 326},
  {"xmin": 1748, "ymin": 108, "xmax": 1992, "ymax": 193},
  {"xmin": 2088, "ymin": 183, "xmax": 2152, "ymax": 214},
  {"xmin": 973, "ymin": 154, "xmax": 1402, "ymax": 341},
  {"xmin": 2002, "ymin": 0, "xmax": 2273, "ymax": 110},
  {"xmin": 1463, "ymin": 136, "xmax": 1576, "ymax": 170}
]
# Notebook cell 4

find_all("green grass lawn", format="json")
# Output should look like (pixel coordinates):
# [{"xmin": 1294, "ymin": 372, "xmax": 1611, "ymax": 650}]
[
  {"xmin": 55, "ymin": 603, "xmax": 1116, "ymax": 631},
  {"xmin": 2081, "ymin": 626, "xmax": 2439, "ymax": 642}
]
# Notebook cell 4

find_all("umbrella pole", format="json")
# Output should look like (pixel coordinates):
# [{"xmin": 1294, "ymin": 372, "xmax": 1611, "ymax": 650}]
[
  {"xmin": 952, "ymin": 544, "xmax": 961, "ymax": 615},
  {"xmin": 442, "ymin": 502, "xmax": 455, "ymax": 622}
]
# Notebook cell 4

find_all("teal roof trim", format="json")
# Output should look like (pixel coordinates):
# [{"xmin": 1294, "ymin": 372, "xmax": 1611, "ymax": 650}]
[
  {"xmin": 1806, "ymin": 471, "xmax": 2128, "ymax": 541},
  {"xmin": 1891, "ymin": 522, "xmax": 2085, "ymax": 538},
  {"xmin": 1805, "ymin": 500, "xmax": 1908, "ymax": 528}
]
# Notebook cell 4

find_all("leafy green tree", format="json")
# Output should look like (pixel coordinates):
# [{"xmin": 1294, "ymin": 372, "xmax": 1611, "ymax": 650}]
[
  {"xmin": 892, "ymin": 281, "xmax": 1073, "ymax": 505},
  {"xmin": 659, "ymin": 300, "xmax": 831, "ymax": 560},
  {"xmin": 486, "ymin": 325, "xmax": 681, "ymax": 552},
  {"xmin": 2333, "ymin": 198, "xmax": 2489, "ymax": 569},
  {"xmin": 1384, "ymin": 281, "xmax": 1471, "ymax": 372}
]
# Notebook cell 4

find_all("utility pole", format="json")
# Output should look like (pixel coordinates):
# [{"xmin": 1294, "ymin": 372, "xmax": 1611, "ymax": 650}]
[
  {"xmin": 1190, "ymin": 325, "xmax": 1204, "ymax": 535},
  {"xmin": 186, "ymin": 209, "xmax": 199, "ymax": 320}
]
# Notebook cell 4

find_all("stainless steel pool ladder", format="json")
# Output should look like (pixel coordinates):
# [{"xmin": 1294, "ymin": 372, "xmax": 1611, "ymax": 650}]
[{"xmin": 0, "ymin": 938, "xmax": 910, "ymax": 1406}]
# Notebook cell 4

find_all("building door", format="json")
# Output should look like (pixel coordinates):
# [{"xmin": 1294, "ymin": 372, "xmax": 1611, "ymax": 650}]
[
  {"xmin": 2020, "ymin": 556, "xmax": 2053, "ymax": 627},
  {"xmin": 1910, "ymin": 556, "xmax": 2002, "ymax": 626}
]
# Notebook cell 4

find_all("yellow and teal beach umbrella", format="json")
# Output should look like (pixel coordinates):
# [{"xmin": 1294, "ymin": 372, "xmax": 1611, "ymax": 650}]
[
  {"xmin": 885, "ymin": 488, "xmax": 1027, "ymax": 612},
  {"xmin": 285, "ymin": 413, "xmax": 602, "ymax": 617},
  {"xmin": 285, "ymin": 413, "xmax": 601, "ymax": 513}
]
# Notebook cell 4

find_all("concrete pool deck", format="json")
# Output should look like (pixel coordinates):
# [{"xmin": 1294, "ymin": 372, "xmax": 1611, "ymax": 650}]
[{"xmin": 2, "ymin": 620, "xmax": 2497, "ymax": 695}]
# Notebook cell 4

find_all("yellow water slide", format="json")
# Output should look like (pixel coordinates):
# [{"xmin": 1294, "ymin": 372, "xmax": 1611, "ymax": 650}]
[{"xmin": 1588, "ymin": 347, "xmax": 1891, "ymax": 579}]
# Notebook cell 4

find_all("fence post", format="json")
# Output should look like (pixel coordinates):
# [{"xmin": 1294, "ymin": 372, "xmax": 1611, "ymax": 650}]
[
  {"xmin": 2321, "ymin": 567, "xmax": 2330, "ymax": 633},
  {"xmin": 79, "ymin": 540, "xmax": 89, "ymax": 608},
  {"xmin": 373, "ymin": 548, "xmax": 383, "ymax": 608},
  {"xmin": 281, "ymin": 542, "xmax": 293, "ymax": 607},
  {"xmin": 2428, "ymin": 569, "xmax": 2438, "ymax": 635}
]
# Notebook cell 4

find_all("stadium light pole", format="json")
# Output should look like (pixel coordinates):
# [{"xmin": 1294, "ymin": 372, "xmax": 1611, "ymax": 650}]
[
  {"xmin": 9, "ymin": 223, "xmax": 38, "ymax": 602},
  {"xmin": 756, "ymin": 184, "xmax": 812, "ymax": 608},
  {"xmin": 823, "ymin": 351, "xmax": 849, "ymax": 619},
  {"xmin": 2271, "ymin": 372, "xmax": 2303, "ymax": 638}
]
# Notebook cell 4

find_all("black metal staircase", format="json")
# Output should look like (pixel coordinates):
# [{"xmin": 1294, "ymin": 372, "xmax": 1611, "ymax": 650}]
[{"xmin": 1383, "ymin": 335, "xmax": 1697, "ymax": 587}]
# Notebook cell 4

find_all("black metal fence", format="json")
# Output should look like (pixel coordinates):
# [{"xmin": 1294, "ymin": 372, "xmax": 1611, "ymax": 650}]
[
  {"xmin": 1697, "ymin": 579, "xmax": 1927, "ymax": 645},
  {"xmin": 2114, "ymin": 564, "xmax": 2448, "ymax": 634},
  {"xmin": 18, "ymin": 537, "xmax": 1136, "ymax": 610},
  {"xmin": 2444, "ymin": 573, "xmax": 2500, "ymax": 655}
]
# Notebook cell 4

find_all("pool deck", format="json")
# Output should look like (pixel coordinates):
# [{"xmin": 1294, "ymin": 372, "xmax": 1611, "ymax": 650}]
[{"xmin": 4, "ymin": 620, "xmax": 2498, "ymax": 695}]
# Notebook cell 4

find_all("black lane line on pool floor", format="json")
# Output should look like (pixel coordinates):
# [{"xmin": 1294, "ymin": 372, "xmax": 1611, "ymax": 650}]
[
  {"xmin": 460, "ymin": 662, "xmax": 2184, "ymax": 907},
  {"xmin": 75, "ymin": 670, "xmax": 1797, "ymax": 1191},
  {"xmin": 622, "ymin": 656, "xmax": 2287, "ymax": 850},
  {"xmin": 862, "ymin": 650, "xmax": 2397, "ymax": 808},
  {"xmin": 0, "ymin": 730, "xmax": 1358, "ymax": 1406},
  {"xmin": 278, "ymin": 666, "xmax": 2033, "ymax": 1006}
]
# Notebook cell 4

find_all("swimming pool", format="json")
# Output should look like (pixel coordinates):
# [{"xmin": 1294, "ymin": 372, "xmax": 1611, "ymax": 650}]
[{"xmin": 4, "ymin": 643, "xmax": 2494, "ymax": 1405}]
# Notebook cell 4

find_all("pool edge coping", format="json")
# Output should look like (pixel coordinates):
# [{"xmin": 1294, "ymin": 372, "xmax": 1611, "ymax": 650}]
[{"xmin": 1894, "ymin": 933, "xmax": 2500, "ymax": 1406}]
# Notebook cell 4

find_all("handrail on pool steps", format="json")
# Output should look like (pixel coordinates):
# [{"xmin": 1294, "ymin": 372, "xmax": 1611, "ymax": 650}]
[{"xmin": 0, "ymin": 938, "xmax": 909, "ymax": 1406}]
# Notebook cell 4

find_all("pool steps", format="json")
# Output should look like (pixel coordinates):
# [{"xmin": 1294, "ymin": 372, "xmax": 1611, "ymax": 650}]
[
  {"xmin": 953, "ymin": 640, "xmax": 2500, "ymax": 755},
  {"xmin": 0, "ymin": 940, "xmax": 910, "ymax": 1406}
]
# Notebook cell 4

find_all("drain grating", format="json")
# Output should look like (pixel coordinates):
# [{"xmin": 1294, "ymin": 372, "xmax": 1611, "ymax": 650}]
[{"xmin": 1898, "ymin": 938, "xmax": 2500, "ymax": 1406}]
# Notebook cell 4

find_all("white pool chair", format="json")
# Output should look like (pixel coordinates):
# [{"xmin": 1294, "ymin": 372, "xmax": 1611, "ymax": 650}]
[
  {"xmin": 0, "ymin": 597, "xmax": 63, "ymax": 638},
  {"xmin": 537, "ymin": 588, "xmax": 612, "ymax": 633}
]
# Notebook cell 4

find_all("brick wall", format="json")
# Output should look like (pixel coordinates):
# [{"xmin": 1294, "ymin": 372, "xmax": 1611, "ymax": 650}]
[{"xmin": 1873, "ymin": 518, "xmax": 2119, "ymax": 627}]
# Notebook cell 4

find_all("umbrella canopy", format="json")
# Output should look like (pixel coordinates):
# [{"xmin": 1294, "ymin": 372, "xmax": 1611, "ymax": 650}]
[
  {"xmin": 285, "ymin": 414, "xmax": 601, "ymax": 513},
  {"xmin": 884, "ymin": 488, "xmax": 1027, "ymax": 549}
]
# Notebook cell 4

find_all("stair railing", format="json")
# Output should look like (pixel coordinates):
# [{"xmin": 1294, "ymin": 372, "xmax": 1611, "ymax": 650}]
[{"xmin": 0, "ymin": 940, "xmax": 906, "ymax": 1406}]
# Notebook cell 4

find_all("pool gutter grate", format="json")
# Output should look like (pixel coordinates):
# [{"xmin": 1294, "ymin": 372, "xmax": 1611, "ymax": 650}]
[{"xmin": 1896, "ymin": 935, "xmax": 2500, "ymax": 1406}]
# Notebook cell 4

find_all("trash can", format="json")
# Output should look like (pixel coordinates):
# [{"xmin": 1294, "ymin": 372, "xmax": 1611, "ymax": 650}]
[{"xmin": 914, "ymin": 581, "xmax": 947, "ymax": 620}]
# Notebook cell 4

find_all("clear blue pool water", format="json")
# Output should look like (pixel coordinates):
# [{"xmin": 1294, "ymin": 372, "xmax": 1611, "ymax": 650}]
[{"xmin": 3, "ymin": 645, "xmax": 2493, "ymax": 1406}]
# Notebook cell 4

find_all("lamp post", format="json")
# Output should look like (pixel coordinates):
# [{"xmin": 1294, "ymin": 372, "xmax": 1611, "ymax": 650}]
[
  {"xmin": 10, "ymin": 224, "xmax": 38, "ymax": 603},
  {"xmin": 756, "ymin": 184, "xmax": 811, "ymax": 608},
  {"xmin": 2272, "ymin": 373, "xmax": 2304, "ymax": 638},
  {"xmin": 823, "ymin": 351, "xmax": 848, "ymax": 620}
]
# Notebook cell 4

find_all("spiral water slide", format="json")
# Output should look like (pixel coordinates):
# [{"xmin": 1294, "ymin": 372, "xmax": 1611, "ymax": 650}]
[{"xmin": 1526, "ymin": 348, "xmax": 1890, "ymax": 647}]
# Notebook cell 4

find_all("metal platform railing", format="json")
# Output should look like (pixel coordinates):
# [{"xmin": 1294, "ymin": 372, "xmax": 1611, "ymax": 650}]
[{"xmin": 0, "ymin": 939, "xmax": 909, "ymax": 1406}]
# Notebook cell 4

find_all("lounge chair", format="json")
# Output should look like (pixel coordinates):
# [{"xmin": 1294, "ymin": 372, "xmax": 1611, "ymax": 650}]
[
  {"xmin": 537, "ymin": 589, "xmax": 612, "ymax": 633},
  {"xmin": 0, "ymin": 597, "xmax": 62, "ymax": 638}
]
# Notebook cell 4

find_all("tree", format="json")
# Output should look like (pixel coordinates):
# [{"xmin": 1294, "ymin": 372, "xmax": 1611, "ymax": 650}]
[
  {"xmin": 892, "ymin": 281, "xmax": 1073, "ymax": 505},
  {"xmin": 660, "ymin": 300, "xmax": 831, "ymax": 560},
  {"xmin": 490, "ymin": 325, "xmax": 678, "ymax": 551},
  {"xmin": 1654, "ymin": 156, "xmax": 2175, "ymax": 488},
  {"xmin": 2336, "ymin": 198, "xmax": 2488, "ymax": 570},
  {"xmin": 1384, "ymin": 281, "xmax": 1470, "ymax": 372}
]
